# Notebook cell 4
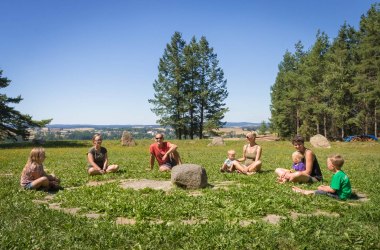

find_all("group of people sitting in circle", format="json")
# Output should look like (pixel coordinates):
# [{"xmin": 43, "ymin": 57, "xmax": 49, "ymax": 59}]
[{"xmin": 20, "ymin": 132, "xmax": 352, "ymax": 200}]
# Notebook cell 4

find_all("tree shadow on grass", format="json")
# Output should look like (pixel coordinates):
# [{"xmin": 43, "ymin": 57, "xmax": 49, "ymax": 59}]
[{"xmin": 0, "ymin": 140, "xmax": 90, "ymax": 149}]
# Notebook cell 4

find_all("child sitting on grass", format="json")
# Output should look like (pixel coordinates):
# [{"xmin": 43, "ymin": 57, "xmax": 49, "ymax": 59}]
[
  {"xmin": 292, "ymin": 154, "xmax": 352, "ymax": 200},
  {"xmin": 277, "ymin": 151, "xmax": 306, "ymax": 183},
  {"xmin": 20, "ymin": 147, "xmax": 61, "ymax": 191},
  {"xmin": 220, "ymin": 149, "xmax": 251, "ymax": 175}
]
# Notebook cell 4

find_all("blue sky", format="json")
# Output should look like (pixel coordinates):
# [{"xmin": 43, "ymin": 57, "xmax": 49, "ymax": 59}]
[{"xmin": 0, "ymin": 1, "xmax": 377, "ymax": 125}]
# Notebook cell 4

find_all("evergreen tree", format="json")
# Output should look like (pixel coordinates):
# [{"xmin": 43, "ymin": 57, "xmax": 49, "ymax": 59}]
[
  {"xmin": 270, "ymin": 51, "xmax": 298, "ymax": 138},
  {"xmin": 149, "ymin": 32, "xmax": 187, "ymax": 139},
  {"xmin": 196, "ymin": 36, "xmax": 228, "ymax": 138},
  {"xmin": 258, "ymin": 121, "xmax": 268, "ymax": 135},
  {"xmin": 324, "ymin": 23, "xmax": 359, "ymax": 139},
  {"xmin": 150, "ymin": 33, "xmax": 228, "ymax": 139},
  {"xmin": 299, "ymin": 31, "xmax": 330, "ymax": 138},
  {"xmin": 270, "ymin": 4, "xmax": 379, "ymax": 139},
  {"xmin": 183, "ymin": 37, "xmax": 201, "ymax": 139},
  {"xmin": 270, "ymin": 42, "xmax": 306, "ymax": 138},
  {"xmin": 355, "ymin": 3, "xmax": 380, "ymax": 136},
  {"xmin": 0, "ymin": 70, "xmax": 51, "ymax": 141}
]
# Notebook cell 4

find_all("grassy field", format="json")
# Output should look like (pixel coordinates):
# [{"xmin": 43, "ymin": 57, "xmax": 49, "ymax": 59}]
[{"xmin": 1, "ymin": 139, "xmax": 379, "ymax": 249}]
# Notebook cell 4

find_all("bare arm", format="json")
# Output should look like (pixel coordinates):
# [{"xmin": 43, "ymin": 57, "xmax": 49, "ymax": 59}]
[
  {"xmin": 237, "ymin": 145, "xmax": 247, "ymax": 162},
  {"xmin": 162, "ymin": 143, "xmax": 178, "ymax": 161},
  {"xmin": 255, "ymin": 145, "xmax": 262, "ymax": 161},
  {"xmin": 149, "ymin": 154, "xmax": 155, "ymax": 170},
  {"xmin": 103, "ymin": 153, "xmax": 109, "ymax": 170},
  {"xmin": 301, "ymin": 150, "xmax": 314, "ymax": 176},
  {"xmin": 87, "ymin": 153, "xmax": 102, "ymax": 171}
]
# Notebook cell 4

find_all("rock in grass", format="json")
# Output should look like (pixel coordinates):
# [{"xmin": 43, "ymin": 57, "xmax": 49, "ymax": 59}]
[
  {"xmin": 207, "ymin": 137, "xmax": 225, "ymax": 146},
  {"xmin": 310, "ymin": 134, "xmax": 331, "ymax": 148},
  {"xmin": 121, "ymin": 131, "xmax": 137, "ymax": 146},
  {"xmin": 171, "ymin": 164, "xmax": 208, "ymax": 189}
]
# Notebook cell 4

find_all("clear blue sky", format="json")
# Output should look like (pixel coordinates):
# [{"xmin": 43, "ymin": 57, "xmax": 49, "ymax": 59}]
[{"xmin": 1, "ymin": 0, "xmax": 377, "ymax": 125}]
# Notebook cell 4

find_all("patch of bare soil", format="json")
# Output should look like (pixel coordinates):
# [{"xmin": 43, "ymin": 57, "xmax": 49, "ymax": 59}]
[
  {"xmin": 85, "ymin": 213, "xmax": 103, "ymax": 219},
  {"xmin": 290, "ymin": 210, "xmax": 340, "ymax": 220},
  {"xmin": 116, "ymin": 217, "xmax": 136, "ymax": 225},
  {"xmin": 49, "ymin": 203, "xmax": 81, "ymax": 215},
  {"xmin": 238, "ymin": 219, "xmax": 256, "ymax": 227},
  {"xmin": 87, "ymin": 179, "xmax": 118, "ymax": 186},
  {"xmin": 0, "ymin": 173, "xmax": 13, "ymax": 177},
  {"xmin": 181, "ymin": 218, "xmax": 208, "ymax": 225},
  {"xmin": 120, "ymin": 179, "xmax": 173, "ymax": 191},
  {"xmin": 262, "ymin": 214, "xmax": 285, "ymax": 225}
]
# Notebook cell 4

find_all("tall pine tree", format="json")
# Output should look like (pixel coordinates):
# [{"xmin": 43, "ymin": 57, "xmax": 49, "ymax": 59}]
[
  {"xmin": 324, "ymin": 23, "xmax": 358, "ymax": 139},
  {"xmin": 150, "ymin": 32, "xmax": 228, "ymax": 139},
  {"xmin": 196, "ymin": 36, "xmax": 228, "ymax": 139},
  {"xmin": 149, "ymin": 32, "xmax": 187, "ymax": 139},
  {"xmin": 355, "ymin": 3, "xmax": 380, "ymax": 136}
]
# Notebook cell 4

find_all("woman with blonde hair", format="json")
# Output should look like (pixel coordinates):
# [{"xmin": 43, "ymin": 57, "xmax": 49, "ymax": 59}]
[
  {"xmin": 238, "ymin": 131, "xmax": 262, "ymax": 173},
  {"xmin": 20, "ymin": 147, "xmax": 61, "ymax": 191}
]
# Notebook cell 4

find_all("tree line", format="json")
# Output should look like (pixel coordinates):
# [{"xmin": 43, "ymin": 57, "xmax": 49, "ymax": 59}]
[
  {"xmin": 149, "ymin": 32, "xmax": 228, "ymax": 139},
  {"xmin": 270, "ymin": 4, "xmax": 380, "ymax": 140}
]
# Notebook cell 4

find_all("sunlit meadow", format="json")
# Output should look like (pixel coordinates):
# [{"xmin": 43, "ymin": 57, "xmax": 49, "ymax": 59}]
[{"xmin": 1, "ymin": 139, "xmax": 379, "ymax": 249}]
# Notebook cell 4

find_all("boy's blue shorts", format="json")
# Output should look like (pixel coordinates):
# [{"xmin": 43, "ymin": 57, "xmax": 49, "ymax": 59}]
[{"xmin": 24, "ymin": 183, "xmax": 33, "ymax": 190}]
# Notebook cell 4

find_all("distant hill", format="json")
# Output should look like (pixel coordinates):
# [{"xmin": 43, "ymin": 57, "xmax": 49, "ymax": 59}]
[
  {"xmin": 47, "ymin": 124, "xmax": 162, "ymax": 129},
  {"xmin": 224, "ymin": 122, "xmax": 261, "ymax": 127}
]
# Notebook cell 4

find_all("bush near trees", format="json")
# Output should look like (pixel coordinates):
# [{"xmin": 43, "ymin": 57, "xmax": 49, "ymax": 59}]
[
  {"xmin": 149, "ymin": 32, "xmax": 228, "ymax": 139},
  {"xmin": 0, "ymin": 70, "xmax": 51, "ymax": 141},
  {"xmin": 270, "ymin": 4, "xmax": 380, "ymax": 140}
]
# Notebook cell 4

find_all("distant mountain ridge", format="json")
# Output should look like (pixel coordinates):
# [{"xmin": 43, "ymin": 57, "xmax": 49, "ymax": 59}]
[
  {"xmin": 224, "ymin": 122, "xmax": 261, "ymax": 127},
  {"xmin": 47, "ymin": 122, "xmax": 261, "ymax": 129}
]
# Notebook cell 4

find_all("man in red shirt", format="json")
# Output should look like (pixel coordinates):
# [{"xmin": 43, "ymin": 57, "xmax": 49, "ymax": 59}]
[{"xmin": 149, "ymin": 133, "xmax": 182, "ymax": 171}]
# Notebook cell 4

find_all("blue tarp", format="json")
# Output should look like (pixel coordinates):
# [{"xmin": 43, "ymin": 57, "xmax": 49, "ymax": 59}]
[{"xmin": 344, "ymin": 134, "xmax": 378, "ymax": 142}]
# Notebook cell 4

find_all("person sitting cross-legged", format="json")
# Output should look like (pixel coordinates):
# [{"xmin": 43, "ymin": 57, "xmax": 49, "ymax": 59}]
[{"xmin": 149, "ymin": 133, "xmax": 182, "ymax": 172}]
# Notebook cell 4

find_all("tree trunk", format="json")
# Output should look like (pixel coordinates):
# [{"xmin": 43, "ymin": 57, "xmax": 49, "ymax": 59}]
[
  {"xmin": 296, "ymin": 108, "xmax": 300, "ymax": 134},
  {"xmin": 375, "ymin": 101, "xmax": 378, "ymax": 137},
  {"xmin": 316, "ymin": 122, "xmax": 320, "ymax": 135},
  {"xmin": 199, "ymin": 103, "xmax": 204, "ymax": 139}
]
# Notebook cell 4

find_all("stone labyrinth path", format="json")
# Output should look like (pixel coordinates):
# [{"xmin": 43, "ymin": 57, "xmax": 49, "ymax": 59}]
[{"xmin": 32, "ymin": 179, "xmax": 369, "ymax": 225}]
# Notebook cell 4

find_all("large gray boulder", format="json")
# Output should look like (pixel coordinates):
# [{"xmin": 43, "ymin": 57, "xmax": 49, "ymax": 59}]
[
  {"xmin": 310, "ymin": 134, "xmax": 331, "ymax": 148},
  {"xmin": 171, "ymin": 164, "xmax": 208, "ymax": 189}
]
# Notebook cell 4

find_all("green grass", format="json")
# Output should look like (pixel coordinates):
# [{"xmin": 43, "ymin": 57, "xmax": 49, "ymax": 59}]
[{"xmin": 1, "ymin": 139, "xmax": 380, "ymax": 249}]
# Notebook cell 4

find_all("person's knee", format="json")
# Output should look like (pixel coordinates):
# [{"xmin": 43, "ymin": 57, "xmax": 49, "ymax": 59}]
[
  {"xmin": 107, "ymin": 165, "xmax": 119, "ymax": 172},
  {"xmin": 88, "ymin": 168, "xmax": 99, "ymax": 175}
]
